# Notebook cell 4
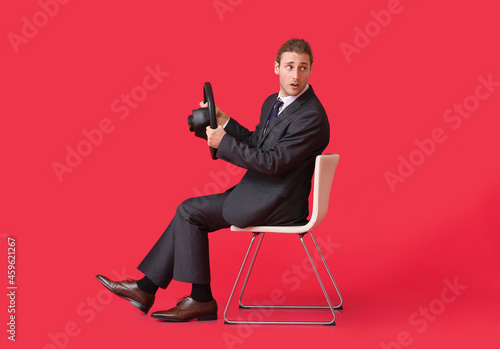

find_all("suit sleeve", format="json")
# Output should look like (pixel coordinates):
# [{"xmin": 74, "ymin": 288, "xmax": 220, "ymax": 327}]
[
  {"xmin": 217, "ymin": 109, "xmax": 329, "ymax": 176},
  {"xmin": 223, "ymin": 118, "xmax": 259, "ymax": 147},
  {"xmin": 222, "ymin": 93, "xmax": 274, "ymax": 147}
]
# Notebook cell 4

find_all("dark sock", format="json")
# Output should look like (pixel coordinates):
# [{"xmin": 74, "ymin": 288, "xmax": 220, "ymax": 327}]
[
  {"xmin": 191, "ymin": 283, "xmax": 214, "ymax": 303},
  {"xmin": 137, "ymin": 276, "xmax": 159, "ymax": 295}
]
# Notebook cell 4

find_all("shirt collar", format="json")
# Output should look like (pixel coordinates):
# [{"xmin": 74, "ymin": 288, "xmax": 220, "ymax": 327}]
[{"xmin": 278, "ymin": 84, "xmax": 310, "ymax": 114}]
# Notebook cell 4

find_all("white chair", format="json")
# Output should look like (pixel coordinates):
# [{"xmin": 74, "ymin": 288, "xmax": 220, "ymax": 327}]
[{"xmin": 223, "ymin": 154, "xmax": 343, "ymax": 326}]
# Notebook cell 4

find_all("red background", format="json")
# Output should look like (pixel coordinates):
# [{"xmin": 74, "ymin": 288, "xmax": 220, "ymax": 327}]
[{"xmin": 1, "ymin": 0, "xmax": 499, "ymax": 348}]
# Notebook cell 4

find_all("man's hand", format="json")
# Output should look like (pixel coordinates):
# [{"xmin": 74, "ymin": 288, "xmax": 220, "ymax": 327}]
[
  {"xmin": 206, "ymin": 125, "xmax": 226, "ymax": 149},
  {"xmin": 199, "ymin": 101, "xmax": 229, "ymax": 127}
]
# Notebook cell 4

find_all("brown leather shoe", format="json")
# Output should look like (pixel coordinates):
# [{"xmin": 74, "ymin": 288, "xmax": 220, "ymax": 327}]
[
  {"xmin": 151, "ymin": 296, "xmax": 217, "ymax": 322},
  {"xmin": 96, "ymin": 274, "xmax": 155, "ymax": 313}
]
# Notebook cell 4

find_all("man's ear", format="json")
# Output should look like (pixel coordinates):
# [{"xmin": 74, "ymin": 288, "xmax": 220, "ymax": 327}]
[{"xmin": 274, "ymin": 61, "xmax": 280, "ymax": 75}]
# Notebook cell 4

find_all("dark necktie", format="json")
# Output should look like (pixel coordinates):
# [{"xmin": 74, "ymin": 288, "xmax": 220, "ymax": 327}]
[{"xmin": 264, "ymin": 98, "xmax": 284, "ymax": 133}]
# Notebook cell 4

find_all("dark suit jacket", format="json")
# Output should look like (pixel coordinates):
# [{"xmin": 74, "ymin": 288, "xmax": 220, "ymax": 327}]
[{"xmin": 216, "ymin": 85, "xmax": 330, "ymax": 227}]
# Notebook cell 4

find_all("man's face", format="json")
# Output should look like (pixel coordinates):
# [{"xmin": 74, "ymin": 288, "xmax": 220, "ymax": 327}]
[{"xmin": 274, "ymin": 51, "xmax": 312, "ymax": 97}]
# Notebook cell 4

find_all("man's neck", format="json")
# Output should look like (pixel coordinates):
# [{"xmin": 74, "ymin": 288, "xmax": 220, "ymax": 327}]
[{"xmin": 279, "ymin": 84, "xmax": 310, "ymax": 111}]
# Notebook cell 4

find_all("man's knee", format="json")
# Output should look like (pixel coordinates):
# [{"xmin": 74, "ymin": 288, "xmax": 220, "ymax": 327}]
[{"xmin": 176, "ymin": 197, "xmax": 207, "ymax": 223}]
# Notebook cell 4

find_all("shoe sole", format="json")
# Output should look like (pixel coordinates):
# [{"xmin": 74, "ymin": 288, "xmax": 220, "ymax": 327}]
[
  {"xmin": 151, "ymin": 313, "xmax": 218, "ymax": 322},
  {"xmin": 95, "ymin": 275, "xmax": 149, "ymax": 313}
]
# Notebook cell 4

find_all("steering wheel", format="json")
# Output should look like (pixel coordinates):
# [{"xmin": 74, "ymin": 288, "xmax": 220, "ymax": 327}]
[{"xmin": 187, "ymin": 82, "xmax": 218, "ymax": 160}]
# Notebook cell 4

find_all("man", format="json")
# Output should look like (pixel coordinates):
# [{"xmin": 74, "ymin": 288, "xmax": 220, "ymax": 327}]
[{"xmin": 96, "ymin": 38, "xmax": 330, "ymax": 322}]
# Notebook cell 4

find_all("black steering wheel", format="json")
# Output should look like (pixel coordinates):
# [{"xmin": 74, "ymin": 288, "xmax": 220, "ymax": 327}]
[{"xmin": 187, "ymin": 82, "xmax": 218, "ymax": 160}]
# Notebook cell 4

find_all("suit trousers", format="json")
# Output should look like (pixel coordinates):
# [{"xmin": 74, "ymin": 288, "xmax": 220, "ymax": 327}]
[{"xmin": 137, "ymin": 192, "xmax": 231, "ymax": 288}]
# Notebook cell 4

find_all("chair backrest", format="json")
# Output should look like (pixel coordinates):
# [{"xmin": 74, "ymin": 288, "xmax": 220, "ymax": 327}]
[
  {"xmin": 308, "ymin": 154, "xmax": 340, "ymax": 230},
  {"xmin": 230, "ymin": 153, "xmax": 340, "ymax": 233}
]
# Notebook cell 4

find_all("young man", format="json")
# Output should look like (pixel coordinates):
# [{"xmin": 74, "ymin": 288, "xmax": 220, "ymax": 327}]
[{"xmin": 96, "ymin": 38, "xmax": 330, "ymax": 322}]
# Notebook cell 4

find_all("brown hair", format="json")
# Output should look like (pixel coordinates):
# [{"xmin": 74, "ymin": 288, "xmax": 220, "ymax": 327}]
[{"xmin": 275, "ymin": 38, "xmax": 313, "ymax": 66}]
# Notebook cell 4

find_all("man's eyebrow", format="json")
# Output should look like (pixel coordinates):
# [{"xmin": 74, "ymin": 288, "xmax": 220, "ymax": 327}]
[{"xmin": 284, "ymin": 61, "xmax": 310, "ymax": 66}]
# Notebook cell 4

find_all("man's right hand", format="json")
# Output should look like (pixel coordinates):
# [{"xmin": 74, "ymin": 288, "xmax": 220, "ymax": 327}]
[{"xmin": 199, "ymin": 101, "xmax": 229, "ymax": 127}]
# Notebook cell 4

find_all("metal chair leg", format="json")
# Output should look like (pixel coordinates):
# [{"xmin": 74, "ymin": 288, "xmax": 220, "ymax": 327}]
[
  {"xmin": 224, "ymin": 233, "xmax": 260, "ymax": 324},
  {"xmin": 310, "ymin": 231, "xmax": 343, "ymax": 309},
  {"xmin": 224, "ymin": 232, "xmax": 341, "ymax": 325},
  {"xmin": 299, "ymin": 233, "xmax": 336, "ymax": 325},
  {"xmin": 237, "ymin": 233, "xmax": 342, "ymax": 310},
  {"xmin": 238, "ymin": 233, "xmax": 265, "ymax": 308}
]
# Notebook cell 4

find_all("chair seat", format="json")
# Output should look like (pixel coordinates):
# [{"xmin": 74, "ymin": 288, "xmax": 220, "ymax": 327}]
[{"xmin": 230, "ymin": 221, "xmax": 314, "ymax": 234}]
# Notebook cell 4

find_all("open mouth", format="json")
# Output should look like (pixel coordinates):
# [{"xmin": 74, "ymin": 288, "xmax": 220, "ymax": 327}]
[{"xmin": 290, "ymin": 82, "xmax": 299, "ymax": 88}]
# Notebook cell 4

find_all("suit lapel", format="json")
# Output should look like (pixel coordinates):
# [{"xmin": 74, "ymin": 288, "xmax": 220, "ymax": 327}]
[
  {"xmin": 258, "ymin": 86, "xmax": 314, "ymax": 147},
  {"xmin": 258, "ymin": 96, "xmax": 276, "ymax": 141}
]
